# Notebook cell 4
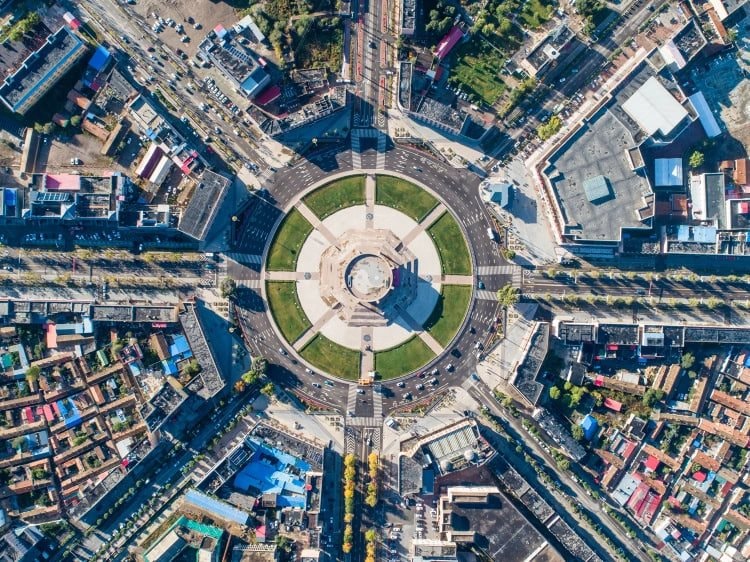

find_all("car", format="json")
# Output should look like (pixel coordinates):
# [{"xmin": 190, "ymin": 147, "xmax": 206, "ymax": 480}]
[
  {"xmin": 312, "ymin": 382, "xmax": 321, "ymax": 388},
  {"xmin": 369, "ymin": 41, "xmax": 376, "ymax": 48},
  {"xmin": 404, "ymin": 392, "xmax": 412, "ymax": 400},
  {"xmin": 450, "ymin": 348, "xmax": 462, "ymax": 358},
  {"xmin": 429, "ymin": 378, "xmax": 438, "ymax": 385},
  {"xmin": 477, "ymin": 280, "xmax": 485, "ymax": 289},
  {"xmin": 416, "ymin": 383, "xmax": 424, "ymax": 390},
  {"xmin": 357, "ymin": 389, "xmax": 365, "ymax": 395},
  {"xmin": 324, "ymin": 380, "xmax": 334, "ymax": 387},
  {"xmin": 278, "ymin": 347, "xmax": 287, "ymax": 356},
  {"xmin": 418, "ymin": 371, "xmax": 427, "ymax": 378},
  {"xmin": 446, "ymin": 363, "xmax": 454, "ymax": 371},
  {"xmin": 397, "ymin": 381, "xmax": 405, "ymax": 388},
  {"xmin": 147, "ymin": 46, "xmax": 155, "ymax": 52}
]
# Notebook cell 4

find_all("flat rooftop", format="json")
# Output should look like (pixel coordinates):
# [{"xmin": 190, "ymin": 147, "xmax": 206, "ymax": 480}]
[
  {"xmin": 0, "ymin": 26, "xmax": 87, "ymax": 113},
  {"xmin": 179, "ymin": 171, "xmax": 231, "ymax": 241},
  {"xmin": 545, "ymin": 108, "xmax": 651, "ymax": 241}
]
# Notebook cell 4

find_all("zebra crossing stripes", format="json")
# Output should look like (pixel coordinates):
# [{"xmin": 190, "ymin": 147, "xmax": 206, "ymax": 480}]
[
  {"xmin": 476, "ymin": 290, "xmax": 498, "ymax": 301},
  {"xmin": 376, "ymin": 133, "xmax": 386, "ymax": 170},
  {"xmin": 235, "ymin": 279, "xmax": 261, "ymax": 289},
  {"xmin": 347, "ymin": 416, "xmax": 380, "ymax": 427},
  {"xmin": 224, "ymin": 252, "xmax": 263, "ymax": 266},
  {"xmin": 346, "ymin": 386, "xmax": 357, "ymax": 414},
  {"xmin": 476, "ymin": 265, "xmax": 518, "ymax": 275}
]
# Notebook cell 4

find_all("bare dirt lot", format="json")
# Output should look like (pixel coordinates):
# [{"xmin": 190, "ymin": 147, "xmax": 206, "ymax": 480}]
[{"xmin": 130, "ymin": 0, "xmax": 240, "ymax": 58}]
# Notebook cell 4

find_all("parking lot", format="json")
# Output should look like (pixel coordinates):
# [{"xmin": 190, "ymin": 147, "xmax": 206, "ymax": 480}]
[
  {"xmin": 128, "ymin": 0, "xmax": 237, "ymax": 59},
  {"xmin": 691, "ymin": 15, "xmax": 750, "ymax": 148}
]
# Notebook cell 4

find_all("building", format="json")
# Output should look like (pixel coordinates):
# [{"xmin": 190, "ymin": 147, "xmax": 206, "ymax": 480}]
[
  {"xmin": 0, "ymin": 526, "xmax": 44, "ymax": 562},
  {"xmin": 143, "ymin": 516, "xmax": 224, "ymax": 562},
  {"xmin": 199, "ymin": 24, "xmax": 270, "ymax": 99},
  {"xmin": 0, "ymin": 26, "xmax": 88, "ymax": 114},
  {"xmin": 435, "ymin": 26, "xmax": 466, "ymax": 61},
  {"xmin": 400, "ymin": 0, "xmax": 416, "ymax": 35},
  {"xmin": 486, "ymin": 181, "xmax": 513, "ymax": 208},
  {"xmin": 520, "ymin": 25, "xmax": 576, "ymax": 77},
  {"xmin": 621, "ymin": 76, "xmax": 690, "ymax": 139},
  {"xmin": 21, "ymin": 172, "xmax": 128, "ymax": 225}
]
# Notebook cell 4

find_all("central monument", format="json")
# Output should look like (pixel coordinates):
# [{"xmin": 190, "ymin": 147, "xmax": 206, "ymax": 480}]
[{"xmin": 319, "ymin": 228, "xmax": 418, "ymax": 327}]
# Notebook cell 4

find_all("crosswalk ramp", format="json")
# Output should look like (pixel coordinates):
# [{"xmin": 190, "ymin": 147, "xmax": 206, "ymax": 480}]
[{"xmin": 224, "ymin": 253, "xmax": 263, "ymax": 266}]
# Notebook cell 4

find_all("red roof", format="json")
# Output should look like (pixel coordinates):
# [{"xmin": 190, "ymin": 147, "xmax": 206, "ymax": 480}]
[
  {"xmin": 436, "ymin": 26, "xmax": 465, "ymax": 60},
  {"xmin": 254, "ymin": 84, "xmax": 281, "ymax": 106},
  {"xmin": 594, "ymin": 375, "xmax": 604, "ymax": 387},
  {"xmin": 644, "ymin": 455, "xmax": 660, "ymax": 471},
  {"xmin": 693, "ymin": 471, "xmax": 707, "ymax": 482},
  {"xmin": 604, "ymin": 397, "xmax": 623, "ymax": 412}
]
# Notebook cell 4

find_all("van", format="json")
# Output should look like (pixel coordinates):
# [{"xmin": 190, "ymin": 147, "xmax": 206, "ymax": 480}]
[{"xmin": 487, "ymin": 227, "xmax": 497, "ymax": 241}]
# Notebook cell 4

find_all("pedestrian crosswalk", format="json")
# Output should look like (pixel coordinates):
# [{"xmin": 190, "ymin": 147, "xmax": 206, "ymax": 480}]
[
  {"xmin": 224, "ymin": 252, "xmax": 263, "ymax": 266},
  {"xmin": 347, "ymin": 416, "xmax": 380, "ymax": 427},
  {"xmin": 351, "ymin": 134, "xmax": 362, "ymax": 169},
  {"xmin": 235, "ymin": 279, "xmax": 261, "ymax": 289},
  {"xmin": 376, "ymin": 133, "xmax": 386, "ymax": 169},
  {"xmin": 476, "ymin": 290, "xmax": 498, "ymax": 301},
  {"xmin": 346, "ymin": 385, "xmax": 357, "ymax": 414},
  {"xmin": 373, "ymin": 385, "xmax": 383, "ymax": 419},
  {"xmin": 476, "ymin": 265, "xmax": 519, "ymax": 275}
]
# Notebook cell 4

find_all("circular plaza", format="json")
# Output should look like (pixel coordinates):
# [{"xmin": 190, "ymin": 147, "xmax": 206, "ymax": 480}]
[{"xmin": 264, "ymin": 173, "xmax": 473, "ymax": 380}]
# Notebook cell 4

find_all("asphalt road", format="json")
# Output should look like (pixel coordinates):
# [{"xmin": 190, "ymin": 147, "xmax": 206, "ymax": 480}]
[
  {"xmin": 526, "ymin": 271, "xmax": 750, "ymax": 301},
  {"xmin": 232, "ymin": 143, "xmax": 516, "ymax": 417},
  {"xmin": 469, "ymin": 381, "xmax": 652, "ymax": 562}
]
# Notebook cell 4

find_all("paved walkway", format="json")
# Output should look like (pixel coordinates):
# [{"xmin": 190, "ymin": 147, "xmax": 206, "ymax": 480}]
[
  {"xmin": 401, "ymin": 204, "xmax": 446, "ymax": 246},
  {"xmin": 293, "ymin": 307, "xmax": 339, "ymax": 351},
  {"xmin": 295, "ymin": 201, "xmax": 339, "ymax": 246},
  {"xmin": 442, "ymin": 274, "xmax": 473, "ymax": 284},
  {"xmin": 361, "ymin": 325, "xmax": 374, "ymax": 376},
  {"xmin": 365, "ymin": 174, "xmax": 375, "ymax": 228},
  {"xmin": 395, "ymin": 305, "xmax": 444, "ymax": 355},
  {"xmin": 266, "ymin": 271, "xmax": 319, "ymax": 281}
]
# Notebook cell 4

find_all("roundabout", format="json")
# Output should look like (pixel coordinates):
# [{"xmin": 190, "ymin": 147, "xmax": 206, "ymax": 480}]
[{"xmin": 263, "ymin": 173, "xmax": 474, "ymax": 381}]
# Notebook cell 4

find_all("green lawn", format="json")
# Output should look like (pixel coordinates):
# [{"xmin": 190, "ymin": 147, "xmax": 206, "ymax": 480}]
[
  {"xmin": 266, "ymin": 282, "xmax": 312, "ymax": 344},
  {"xmin": 303, "ymin": 175, "xmax": 366, "ymax": 219},
  {"xmin": 450, "ymin": 34, "xmax": 508, "ymax": 106},
  {"xmin": 375, "ymin": 175, "xmax": 439, "ymax": 222},
  {"xmin": 300, "ymin": 334, "xmax": 361, "ymax": 379},
  {"xmin": 374, "ymin": 337, "xmax": 435, "ymax": 379},
  {"xmin": 428, "ymin": 213, "xmax": 472, "ymax": 275},
  {"xmin": 423, "ymin": 285, "xmax": 472, "ymax": 347},
  {"xmin": 266, "ymin": 208, "xmax": 313, "ymax": 271}
]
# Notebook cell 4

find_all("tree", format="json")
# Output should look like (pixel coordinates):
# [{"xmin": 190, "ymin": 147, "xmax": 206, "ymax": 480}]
[
  {"xmin": 11, "ymin": 436, "xmax": 26, "ymax": 451},
  {"xmin": 70, "ymin": 115, "xmax": 82, "ymax": 127},
  {"xmin": 252, "ymin": 357, "xmax": 268, "ymax": 376},
  {"xmin": 680, "ymin": 352, "xmax": 695, "ymax": 370},
  {"xmin": 261, "ymin": 382, "xmax": 275, "ymax": 397},
  {"xmin": 549, "ymin": 386, "xmax": 561, "ymax": 400},
  {"xmin": 220, "ymin": 277, "xmax": 237, "ymax": 299},
  {"xmin": 497, "ymin": 285, "xmax": 520, "ymax": 308},
  {"xmin": 688, "ymin": 151, "xmax": 704, "ymax": 169},
  {"xmin": 25, "ymin": 365, "xmax": 40, "ymax": 385},
  {"xmin": 571, "ymin": 424, "xmax": 584, "ymax": 441},
  {"xmin": 184, "ymin": 359, "xmax": 201, "ymax": 376},
  {"xmin": 642, "ymin": 388, "xmax": 665, "ymax": 407}
]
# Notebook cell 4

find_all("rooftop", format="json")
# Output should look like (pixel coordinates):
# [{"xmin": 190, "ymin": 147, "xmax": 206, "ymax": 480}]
[
  {"xmin": 179, "ymin": 302, "xmax": 225, "ymax": 399},
  {"xmin": 178, "ymin": 171, "xmax": 232, "ymax": 242},
  {"xmin": 545, "ymin": 107, "xmax": 652, "ymax": 241},
  {"xmin": 621, "ymin": 76, "xmax": 689, "ymax": 138},
  {"xmin": 0, "ymin": 26, "xmax": 88, "ymax": 114},
  {"xmin": 512, "ymin": 322, "xmax": 548, "ymax": 405}
]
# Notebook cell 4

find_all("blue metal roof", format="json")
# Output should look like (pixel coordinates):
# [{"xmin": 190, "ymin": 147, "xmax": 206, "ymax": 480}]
[
  {"xmin": 184, "ymin": 490, "xmax": 250, "ymax": 525},
  {"xmin": 88, "ymin": 45, "xmax": 111, "ymax": 71}
]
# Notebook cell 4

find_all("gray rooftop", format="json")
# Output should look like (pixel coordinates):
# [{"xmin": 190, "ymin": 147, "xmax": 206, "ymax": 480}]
[
  {"xmin": 179, "ymin": 302, "xmax": 225, "ymax": 399},
  {"xmin": 546, "ymin": 108, "xmax": 652, "ymax": 241},
  {"xmin": 582, "ymin": 175, "xmax": 612, "ymax": 203},
  {"xmin": 179, "ymin": 170, "xmax": 231, "ymax": 241}
]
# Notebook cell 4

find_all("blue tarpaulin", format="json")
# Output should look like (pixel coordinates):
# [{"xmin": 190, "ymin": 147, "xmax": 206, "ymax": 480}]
[{"xmin": 88, "ymin": 45, "xmax": 111, "ymax": 71}]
